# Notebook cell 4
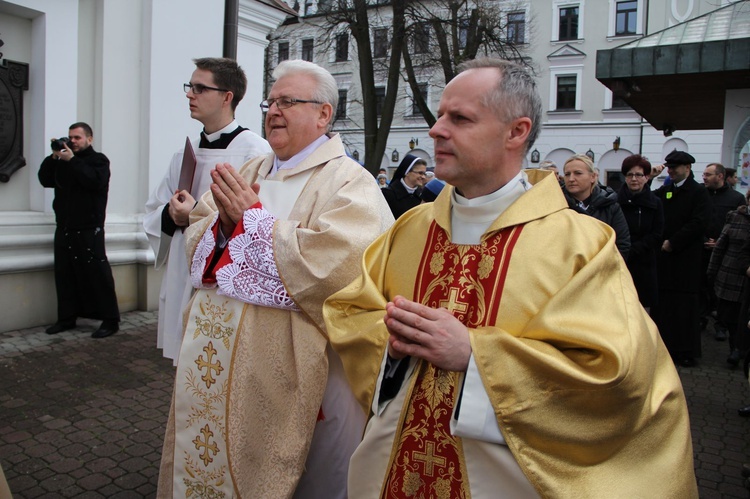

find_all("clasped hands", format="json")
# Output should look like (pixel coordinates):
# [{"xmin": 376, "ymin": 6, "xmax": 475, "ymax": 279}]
[
  {"xmin": 209, "ymin": 163, "xmax": 261, "ymax": 236},
  {"xmin": 386, "ymin": 295, "xmax": 472, "ymax": 372}
]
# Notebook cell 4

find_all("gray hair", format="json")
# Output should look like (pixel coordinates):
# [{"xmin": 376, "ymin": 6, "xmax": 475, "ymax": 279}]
[
  {"xmin": 272, "ymin": 60, "xmax": 338, "ymax": 129},
  {"xmin": 456, "ymin": 58, "xmax": 542, "ymax": 152}
]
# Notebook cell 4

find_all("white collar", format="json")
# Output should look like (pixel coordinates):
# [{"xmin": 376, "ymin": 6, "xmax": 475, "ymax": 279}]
[
  {"xmin": 272, "ymin": 134, "xmax": 330, "ymax": 173},
  {"xmin": 202, "ymin": 120, "xmax": 239, "ymax": 142}
]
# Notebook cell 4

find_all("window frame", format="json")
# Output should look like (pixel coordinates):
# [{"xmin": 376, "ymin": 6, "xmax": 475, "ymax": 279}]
[
  {"xmin": 335, "ymin": 32, "xmax": 349, "ymax": 62},
  {"xmin": 277, "ymin": 41, "xmax": 290, "ymax": 64},
  {"xmin": 301, "ymin": 38, "xmax": 314, "ymax": 62},
  {"xmin": 507, "ymin": 11, "xmax": 526, "ymax": 45},
  {"xmin": 336, "ymin": 89, "xmax": 348, "ymax": 120},
  {"xmin": 551, "ymin": 1, "xmax": 585, "ymax": 43},
  {"xmin": 411, "ymin": 22, "xmax": 431, "ymax": 54},
  {"xmin": 410, "ymin": 82, "xmax": 428, "ymax": 117},
  {"xmin": 373, "ymin": 27, "xmax": 389, "ymax": 59},
  {"xmin": 549, "ymin": 66, "xmax": 583, "ymax": 112}
]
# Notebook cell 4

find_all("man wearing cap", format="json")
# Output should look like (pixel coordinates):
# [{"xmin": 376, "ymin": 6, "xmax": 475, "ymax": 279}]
[
  {"xmin": 701, "ymin": 162, "xmax": 746, "ymax": 341},
  {"xmin": 653, "ymin": 150, "xmax": 711, "ymax": 367}
]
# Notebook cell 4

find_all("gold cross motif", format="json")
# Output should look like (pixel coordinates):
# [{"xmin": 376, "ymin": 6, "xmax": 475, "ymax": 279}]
[
  {"xmin": 413, "ymin": 441, "xmax": 446, "ymax": 476},
  {"xmin": 193, "ymin": 424, "xmax": 219, "ymax": 467},
  {"xmin": 439, "ymin": 288, "xmax": 468, "ymax": 315},
  {"xmin": 195, "ymin": 341, "xmax": 224, "ymax": 388}
]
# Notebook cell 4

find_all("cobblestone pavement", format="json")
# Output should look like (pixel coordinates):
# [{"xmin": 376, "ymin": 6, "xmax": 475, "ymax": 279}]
[{"xmin": 1, "ymin": 311, "xmax": 749, "ymax": 497}]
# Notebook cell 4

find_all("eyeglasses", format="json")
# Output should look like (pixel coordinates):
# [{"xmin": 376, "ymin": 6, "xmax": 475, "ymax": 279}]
[
  {"xmin": 184, "ymin": 83, "xmax": 229, "ymax": 94},
  {"xmin": 260, "ymin": 97, "xmax": 324, "ymax": 112},
  {"xmin": 625, "ymin": 173, "xmax": 645, "ymax": 179},
  {"xmin": 411, "ymin": 170, "xmax": 427, "ymax": 177}
]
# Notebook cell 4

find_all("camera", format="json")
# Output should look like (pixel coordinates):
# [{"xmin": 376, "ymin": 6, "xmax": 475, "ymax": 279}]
[{"xmin": 50, "ymin": 137, "xmax": 71, "ymax": 151}]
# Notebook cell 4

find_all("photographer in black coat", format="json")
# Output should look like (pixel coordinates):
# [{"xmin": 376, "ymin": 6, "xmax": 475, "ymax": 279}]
[{"xmin": 38, "ymin": 122, "xmax": 120, "ymax": 338}]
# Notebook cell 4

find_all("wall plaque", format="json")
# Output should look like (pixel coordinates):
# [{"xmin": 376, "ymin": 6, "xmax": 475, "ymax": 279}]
[{"xmin": 0, "ymin": 59, "xmax": 29, "ymax": 183}]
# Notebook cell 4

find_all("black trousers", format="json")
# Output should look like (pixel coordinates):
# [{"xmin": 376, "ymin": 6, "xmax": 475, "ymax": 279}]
[{"xmin": 53, "ymin": 226, "xmax": 120, "ymax": 323}]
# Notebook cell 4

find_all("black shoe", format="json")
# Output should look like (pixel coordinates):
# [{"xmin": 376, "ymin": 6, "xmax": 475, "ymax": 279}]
[
  {"xmin": 715, "ymin": 329, "xmax": 728, "ymax": 341},
  {"xmin": 738, "ymin": 405, "xmax": 750, "ymax": 417},
  {"xmin": 91, "ymin": 321, "xmax": 119, "ymax": 339},
  {"xmin": 728, "ymin": 349, "xmax": 742, "ymax": 367},
  {"xmin": 45, "ymin": 321, "xmax": 76, "ymax": 335},
  {"xmin": 678, "ymin": 357, "xmax": 697, "ymax": 368}
]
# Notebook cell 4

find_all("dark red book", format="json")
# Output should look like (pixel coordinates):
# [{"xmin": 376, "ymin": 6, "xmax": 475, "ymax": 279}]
[{"xmin": 177, "ymin": 136, "xmax": 197, "ymax": 195}]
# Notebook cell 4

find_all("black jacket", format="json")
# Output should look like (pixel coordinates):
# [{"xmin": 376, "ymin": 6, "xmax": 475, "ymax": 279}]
[
  {"xmin": 565, "ymin": 184, "xmax": 631, "ymax": 259},
  {"xmin": 618, "ymin": 185, "xmax": 664, "ymax": 306},
  {"xmin": 382, "ymin": 179, "xmax": 422, "ymax": 220},
  {"xmin": 654, "ymin": 174, "xmax": 711, "ymax": 291},
  {"xmin": 38, "ymin": 146, "xmax": 111, "ymax": 229},
  {"xmin": 706, "ymin": 183, "xmax": 746, "ymax": 240}
]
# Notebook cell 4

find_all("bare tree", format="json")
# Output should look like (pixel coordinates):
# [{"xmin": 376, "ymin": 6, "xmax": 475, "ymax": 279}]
[
  {"xmin": 266, "ymin": 0, "xmax": 530, "ymax": 174},
  {"xmin": 403, "ymin": 0, "xmax": 531, "ymax": 127}
]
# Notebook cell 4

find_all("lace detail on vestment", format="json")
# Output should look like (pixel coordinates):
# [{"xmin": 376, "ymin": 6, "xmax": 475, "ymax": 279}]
[
  {"xmin": 191, "ymin": 212, "xmax": 220, "ymax": 290},
  {"xmin": 215, "ymin": 208, "xmax": 299, "ymax": 311}
]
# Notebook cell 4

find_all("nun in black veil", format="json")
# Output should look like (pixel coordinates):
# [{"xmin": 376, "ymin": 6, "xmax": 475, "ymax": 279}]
[{"xmin": 381, "ymin": 154, "xmax": 428, "ymax": 219}]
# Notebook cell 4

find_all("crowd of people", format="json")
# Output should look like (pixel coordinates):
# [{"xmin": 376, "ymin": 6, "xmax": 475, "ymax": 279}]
[{"xmin": 38, "ymin": 54, "xmax": 750, "ymax": 496}]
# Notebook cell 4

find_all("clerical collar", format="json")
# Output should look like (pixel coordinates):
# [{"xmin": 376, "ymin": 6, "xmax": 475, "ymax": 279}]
[
  {"xmin": 400, "ymin": 178, "xmax": 418, "ymax": 194},
  {"xmin": 450, "ymin": 171, "xmax": 531, "ymax": 245},
  {"xmin": 272, "ymin": 134, "xmax": 330, "ymax": 175},
  {"xmin": 202, "ymin": 120, "xmax": 239, "ymax": 143}
]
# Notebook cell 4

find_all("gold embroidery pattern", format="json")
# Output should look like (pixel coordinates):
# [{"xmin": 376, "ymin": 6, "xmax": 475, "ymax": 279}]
[
  {"xmin": 384, "ymin": 224, "xmax": 522, "ymax": 498},
  {"xmin": 383, "ymin": 365, "xmax": 466, "ymax": 498},
  {"xmin": 423, "ymin": 228, "xmax": 502, "ymax": 327},
  {"xmin": 194, "ymin": 294, "xmax": 235, "ymax": 348},
  {"xmin": 175, "ymin": 291, "xmax": 239, "ymax": 498},
  {"xmin": 196, "ymin": 341, "xmax": 224, "ymax": 388}
]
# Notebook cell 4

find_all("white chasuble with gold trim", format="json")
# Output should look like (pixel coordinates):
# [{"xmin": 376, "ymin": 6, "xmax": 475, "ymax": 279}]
[{"xmin": 172, "ymin": 166, "xmax": 314, "ymax": 497}]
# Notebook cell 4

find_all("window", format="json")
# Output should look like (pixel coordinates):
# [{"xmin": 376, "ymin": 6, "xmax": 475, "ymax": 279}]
[
  {"xmin": 556, "ymin": 75, "xmax": 577, "ymax": 110},
  {"xmin": 611, "ymin": 94, "xmax": 630, "ymax": 109},
  {"xmin": 615, "ymin": 1, "xmax": 638, "ymax": 36},
  {"xmin": 558, "ymin": 6, "xmax": 579, "ymax": 41},
  {"xmin": 302, "ymin": 39, "xmax": 314, "ymax": 62},
  {"xmin": 375, "ymin": 87, "xmax": 386, "ymax": 117},
  {"xmin": 412, "ymin": 23, "xmax": 430, "ymax": 54},
  {"xmin": 507, "ymin": 12, "xmax": 526, "ymax": 44},
  {"xmin": 278, "ymin": 41, "xmax": 289, "ymax": 64},
  {"xmin": 411, "ymin": 83, "xmax": 428, "ymax": 116},
  {"xmin": 335, "ymin": 33, "xmax": 349, "ymax": 62},
  {"xmin": 337, "ymin": 89, "xmax": 348, "ymax": 120},
  {"xmin": 458, "ymin": 19, "xmax": 469, "ymax": 49},
  {"xmin": 373, "ymin": 28, "xmax": 388, "ymax": 59}
]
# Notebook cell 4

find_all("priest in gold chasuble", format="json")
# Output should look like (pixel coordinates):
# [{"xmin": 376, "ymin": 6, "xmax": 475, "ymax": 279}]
[
  {"xmin": 324, "ymin": 59, "xmax": 698, "ymax": 498},
  {"xmin": 157, "ymin": 60, "xmax": 394, "ymax": 498}
]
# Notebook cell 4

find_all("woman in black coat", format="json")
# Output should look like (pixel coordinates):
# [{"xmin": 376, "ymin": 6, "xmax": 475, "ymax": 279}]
[
  {"xmin": 617, "ymin": 154, "xmax": 664, "ymax": 311},
  {"xmin": 563, "ymin": 154, "xmax": 631, "ymax": 259},
  {"xmin": 382, "ymin": 154, "xmax": 427, "ymax": 219}
]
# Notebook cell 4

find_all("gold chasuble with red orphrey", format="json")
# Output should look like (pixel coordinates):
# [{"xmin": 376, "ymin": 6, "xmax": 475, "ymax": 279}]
[{"xmin": 383, "ymin": 223, "xmax": 523, "ymax": 499}]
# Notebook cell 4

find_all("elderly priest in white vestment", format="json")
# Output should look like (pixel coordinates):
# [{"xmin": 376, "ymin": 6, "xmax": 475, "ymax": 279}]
[
  {"xmin": 157, "ymin": 60, "xmax": 394, "ymax": 498},
  {"xmin": 324, "ymin": 58, "xmax": 698, "ymax": 498}
]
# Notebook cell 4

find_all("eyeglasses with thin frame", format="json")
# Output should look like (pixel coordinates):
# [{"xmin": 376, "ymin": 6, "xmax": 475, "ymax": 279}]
[
  {"xmin": 260, "ymin": 97, "xmax": 324, "ymax": 112},
  {"xmin": 625, "ymin": 173, "xmax": 645, "ymax": 179},
  {"xmin": 411, "ymin": 170, "xmax": 428, "ymax": 177},
  {"xmin": 184, "ymin": 83, "xmax": 229, "ymax": 94}
]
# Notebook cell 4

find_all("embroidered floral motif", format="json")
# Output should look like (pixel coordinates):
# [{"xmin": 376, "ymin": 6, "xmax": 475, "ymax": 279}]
[
  {"xmin": 191, "ymin": 212, "xmax": 220, "ymax": 290},
  {"xmin": 194, "ymin": 295, "xmax": 235, "ymax": 349},
  {"xmin": 183, "ymin": 455, "xmax": 227, "ymax": 498},
  {"xmin": 184, "ymin": 371, "xmax": 227, "ymax": 439},
  {"xmin": 215, "ymin": 208, "xmax": 299, "ymax": 311}
]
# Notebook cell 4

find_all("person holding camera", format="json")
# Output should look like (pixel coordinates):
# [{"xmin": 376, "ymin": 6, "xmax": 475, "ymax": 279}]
[{"xmin": 38, "ymin": 122, "xmax": 120, "ymax": 338}]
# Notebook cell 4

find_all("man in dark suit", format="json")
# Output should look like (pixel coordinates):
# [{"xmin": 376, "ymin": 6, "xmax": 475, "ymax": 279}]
[
  {"xmin": 701, "ymin": 162, "xmax": 746, "ymax": 340},
  {"xmin": 38, "ymin": 122, "xmax": 120, "ymax": 338},
  {"xmin": 653, "ymin": 151, "xmax": 711, "ymax": 366}
]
